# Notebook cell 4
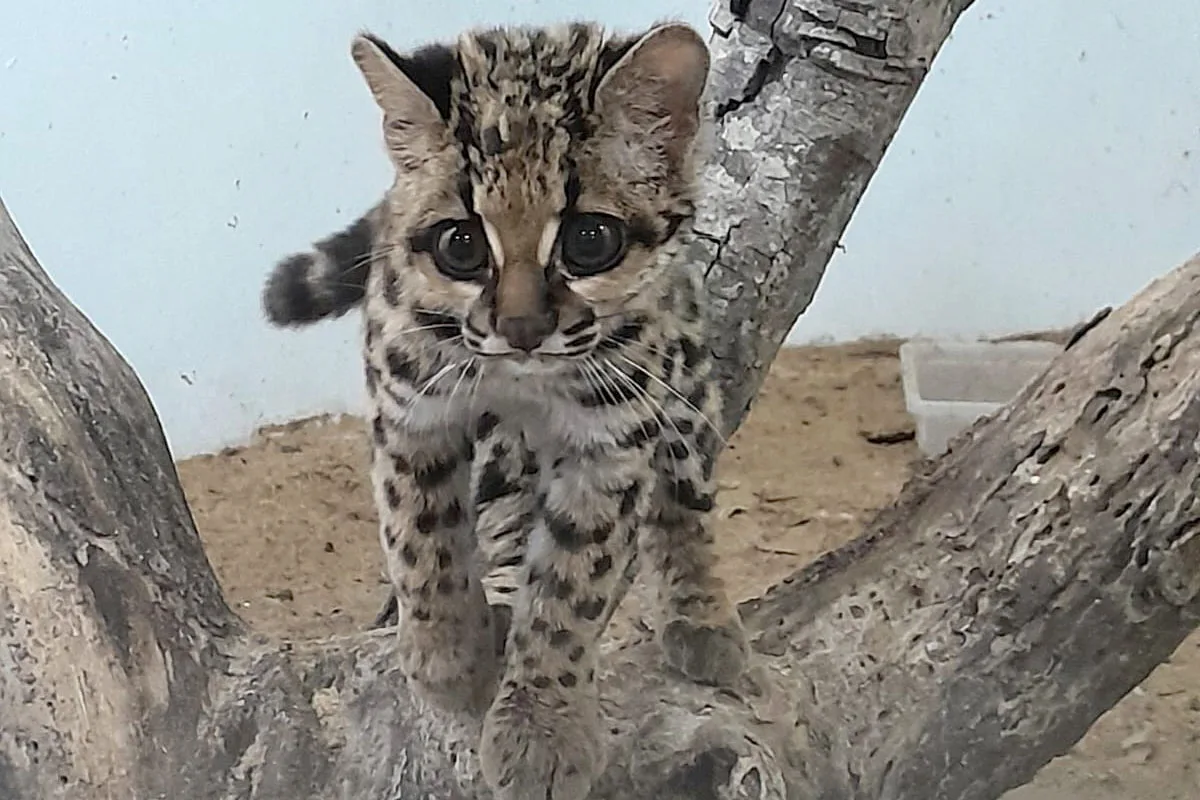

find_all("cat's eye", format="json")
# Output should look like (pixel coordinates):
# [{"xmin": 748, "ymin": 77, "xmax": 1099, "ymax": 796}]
[
  {"xmin": 559, "ymin": 213, "xmax": 627, "ymax": 277},
  {"xmin": 431, "ymin": 219, "xmax": 489, "ymax": 280}
]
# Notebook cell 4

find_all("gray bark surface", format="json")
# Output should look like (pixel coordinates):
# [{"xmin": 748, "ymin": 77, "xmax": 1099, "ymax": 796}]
[
  {"xmin": 697, "ymin": 0, "xmax": 978, "ymax": 432},
  {"xmin": 7, "ymin": 2, "xmax": 1195, "ymax": 799}
]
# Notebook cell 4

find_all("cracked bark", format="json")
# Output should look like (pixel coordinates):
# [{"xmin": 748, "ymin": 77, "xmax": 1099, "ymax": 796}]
[
  {"xmin": 698, "ymin": 0, "xmax": 975, "ymax": 434},
  {"xmin": 8, "ymin": 2, "xmax": 1197, "ymax": 799}
]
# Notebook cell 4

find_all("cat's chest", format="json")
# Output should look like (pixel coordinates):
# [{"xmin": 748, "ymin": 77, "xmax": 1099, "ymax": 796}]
[
  {"xmin": 485, "ymin": 390, "xmax": 615, "ymax": 453},
  {"xmin": 392, "ymin": 370, "xmax": 627, "ymax": 452}
]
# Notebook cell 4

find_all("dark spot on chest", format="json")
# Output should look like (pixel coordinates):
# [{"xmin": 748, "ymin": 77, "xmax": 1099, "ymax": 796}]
[
  {"xmin": 579, "ymin": 378, "xmax": 639, "ymax": 407},
  {"xmin": 618, "ymin": 480, "xmax": 642, "ymax": 516},
  {"xmin": 475, "ymin": 411, "xmax": 501, "ymax": 440},
  {"xmin": 476, "ymin": 460, "xmax": 523, "ymax": 506},
  {"xmin": 590, "ymin": 553, "xmax": 613, "ymax": 579},
  {"xmin": 413, "ymin": 454, "xmax": 460, "ymax": 490}
]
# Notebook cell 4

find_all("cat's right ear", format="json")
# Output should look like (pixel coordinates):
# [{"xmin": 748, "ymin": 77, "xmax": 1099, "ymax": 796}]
[
  {"xmin": 351, "ymin": 34, "xmax": 442, "ymax": 126},
  {"xmin": 351, "ymin": 34, "xmax": 448, "ymax": 163}
]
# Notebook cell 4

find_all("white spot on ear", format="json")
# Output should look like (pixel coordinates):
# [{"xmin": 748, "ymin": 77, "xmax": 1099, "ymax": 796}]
[
  {"xmin": 480, "ymin": 215, "xmax": 506, "ymax": 268},
  {"xmin": 537, "ymin": 219, "xmax": 561, "ymax": 267}
]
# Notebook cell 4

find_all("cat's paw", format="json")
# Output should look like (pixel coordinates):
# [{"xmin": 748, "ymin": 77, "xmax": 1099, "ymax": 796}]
[
  {"xmin": 480, "ymin": 681, "xmax": 606, "ymax": 800},
  {"xmin": 394, "ymin": 609, "xmax": 499, "ymax": 713},
  {"xmin": 660, "ymin": 615, "xmax": 749, "ymax": 687}
]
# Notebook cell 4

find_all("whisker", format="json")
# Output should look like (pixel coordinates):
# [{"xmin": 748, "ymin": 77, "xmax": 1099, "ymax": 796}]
[
  {"xmin": 585, "ymin": 357, "xmax": 669, "ymax": 464},
  {"xmin": 318, "ymin": 243, "xmax": 403, "ymax": 283},
  {"xmin": 602, "ymin": 335, "xmax": 704, "ymax": 384},
  {"xmin": 599, "ymin": 358, "xmax": 685, "ymax": 477},
  {"xmin": 320, "ymin": 280, "xmax": 374, "ymax": 291},
  {"xmin": 575, "ymin": 358, "xmax": 606, "ymax": 417},
  {"xmin": 412, "ymin": 360, "xmax": 462, "ymax": 403},
  {"xmin": 424, "ymin": 335, "xmax": 466, "ymax": 367},
  {"xmin": 599, "ymin": 338, "xmax": 699, "ymax": 392},
  {"xmin": 443, "ymin": 358, "xmax": 476, "ymax": 437},
  {"xmin": 594, "ymin": 310, "xmax": 650, "ymax": 323},
  {"xmin": 466, "ymin": 359, "xmax": 486, "ymax": 420},
  {"xmin": 384, "ymin": 322, "xmax": 460, "ymax": 340},
  {"xmin": 447, "ymin": 359, "xmax": 472, "ymax": 403},
  {"xmin": 581, "ymin": 355, "xmax": 623, "ymax": 409},
  {"xmin": 603, "ymin": 359, "xmax": 674, "ymax": 431},
  {"xmin": 392, "ymin": 334, "xmax": 463, "ymax": 371},
  {"xmin": 611, "ymin": 352, "xmax": 727, "ymax": 446}
]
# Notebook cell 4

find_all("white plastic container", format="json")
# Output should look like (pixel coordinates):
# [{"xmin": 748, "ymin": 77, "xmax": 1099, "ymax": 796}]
[{"xmin": 899, "ymin": 339, "xmax": 1061, "ymax": 457}]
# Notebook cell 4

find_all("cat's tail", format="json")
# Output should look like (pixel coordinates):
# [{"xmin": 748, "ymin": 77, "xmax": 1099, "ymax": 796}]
[{"xmin": 261, "ymin": 199, "xmax": 385, "ymax": 327}]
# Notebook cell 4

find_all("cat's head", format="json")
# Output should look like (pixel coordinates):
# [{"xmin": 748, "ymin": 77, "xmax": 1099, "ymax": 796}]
[{"xmin": 354, "ymin": 22, "xmax": 708, "ymax": 370}]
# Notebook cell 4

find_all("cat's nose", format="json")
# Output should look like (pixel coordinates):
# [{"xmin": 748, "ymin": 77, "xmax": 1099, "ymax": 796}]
[{"xmin": 496, "ymin": 311, "xmax": 558, "ymax": 352}]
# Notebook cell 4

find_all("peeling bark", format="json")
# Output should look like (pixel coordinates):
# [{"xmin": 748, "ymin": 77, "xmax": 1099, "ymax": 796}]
[{"xmin": 8, "ymin": 2, "xmax": 1196, "ymax": 800}]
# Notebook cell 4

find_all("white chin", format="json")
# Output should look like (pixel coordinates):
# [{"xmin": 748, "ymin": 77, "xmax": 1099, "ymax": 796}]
[{"xmin": 494, "ymin": 355, "xmax": 575, "ymax": 378}]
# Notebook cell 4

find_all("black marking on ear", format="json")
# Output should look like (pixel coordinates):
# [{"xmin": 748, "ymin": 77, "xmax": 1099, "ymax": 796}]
[
  {"xmin": 590, "ymin": 34, "xmax": 640, "ymax": 103},
  {"xmin": 366, "ymin": 35, "xmax": 456, "ymax": 121}
]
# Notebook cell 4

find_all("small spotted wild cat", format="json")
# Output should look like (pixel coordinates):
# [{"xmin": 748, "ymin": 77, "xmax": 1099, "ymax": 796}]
[{"xmin": 261, "ymin": 21, "xmax": 747, "ymax": 799}]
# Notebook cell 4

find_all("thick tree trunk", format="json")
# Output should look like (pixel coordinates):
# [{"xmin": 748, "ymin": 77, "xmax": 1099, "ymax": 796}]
[{"xmin": 9, "ymin": 2, "xmax": 1197, "ymax": 799}]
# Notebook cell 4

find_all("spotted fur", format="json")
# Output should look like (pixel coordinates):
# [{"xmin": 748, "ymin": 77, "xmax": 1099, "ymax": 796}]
[{"xmin": 263, "ymin": 22, "xmax": 746, "ymax": 800}]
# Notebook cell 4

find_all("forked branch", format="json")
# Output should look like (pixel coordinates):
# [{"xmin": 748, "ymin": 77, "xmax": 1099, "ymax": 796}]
[{"xmin": 9, "ymin": 2, "xmax": 1193, "ymax": 799}]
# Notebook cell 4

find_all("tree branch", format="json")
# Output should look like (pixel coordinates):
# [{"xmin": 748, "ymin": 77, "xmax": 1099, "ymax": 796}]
[{"xmin": 698, "ymin": 0, "xmax": 974, "ymax": 432}]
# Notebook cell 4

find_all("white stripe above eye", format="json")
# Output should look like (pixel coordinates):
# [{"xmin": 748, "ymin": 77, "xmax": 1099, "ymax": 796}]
[
  {"xmin": 537, "ymin": 218, "xmax": 561, "ymax": 267},
  {"xmin": 479, "ymin": 215, "xmax": 506, "ymax": 269}
]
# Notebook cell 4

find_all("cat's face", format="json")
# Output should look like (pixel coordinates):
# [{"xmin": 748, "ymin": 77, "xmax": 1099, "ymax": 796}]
[{"xmin": 354, "ymin": 23, "xmax": 708, "ymax": 372}]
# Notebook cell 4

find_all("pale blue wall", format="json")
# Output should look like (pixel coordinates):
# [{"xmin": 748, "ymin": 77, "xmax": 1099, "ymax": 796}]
[
  {"xmin": 788, "ymin": 0, "xmax": 1200, "ymax": 344},
  {"xmin": 2, "ymin": 1, "xmax": 1198, "ymax": 457}
]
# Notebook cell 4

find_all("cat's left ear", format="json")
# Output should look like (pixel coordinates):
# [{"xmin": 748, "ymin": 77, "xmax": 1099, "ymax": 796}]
[{"xmin": 594, "ymin": 23, "xmax": 710, "ymax": 165}]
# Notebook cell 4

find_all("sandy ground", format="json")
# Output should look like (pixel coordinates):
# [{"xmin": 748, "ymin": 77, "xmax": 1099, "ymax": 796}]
[{"xmin": 178, "ymin": 342, "xmax": 1200, "ymax": 799}]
